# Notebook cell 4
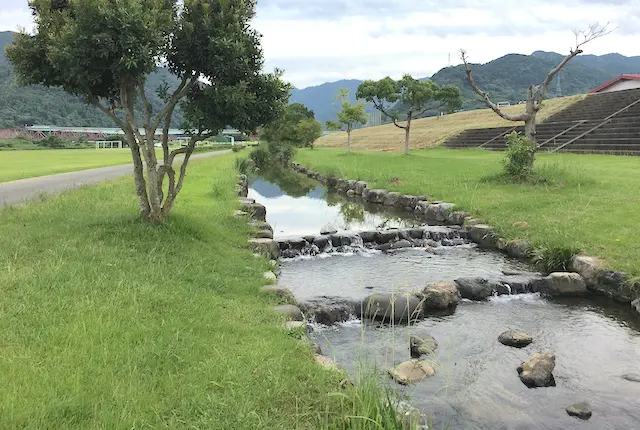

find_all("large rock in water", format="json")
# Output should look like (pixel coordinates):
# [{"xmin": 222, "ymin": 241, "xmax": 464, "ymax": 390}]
[
  {"xmin": 468, "ymin": 224, "xmax": 500, "ymax": 248},
  {"xmin": 566, "ymin": 401, "xmax": 592, "ymax": 420},
  {"xmin": 298, "ymin": 297, "xmax": 353, "ymax": 325},
  {"xmin": 420, "ymin": 282, "xmax": 459, "ymax": 310},
  {"xmin": 505, "ymin": 240, "xmax": 533, "ymax": 260},
  {"xmin": 383, "ymin": 192, "xmax": 401, "ymax": 206},
  {"xmin": 498, "ymin": 330, "xmax": 533, "ymax": 348},
  {"xmin": 355, "ymin": 181, "xmax": 368, "ymax": 195},
  {"xmin": 517, "ymin": 353, "xmax": 556, "ymax": 388},
  {"xmin": 535, "ymin": 272, "xmax": 588, "ymax": 296},
  {"xmin": 410, "ymin": 333, "xmax": 438, "ymax": 358},
  {"xmin": 359, "ymin": 294, "xmax": 424, "ymax": 324},
  {"xmin": 389, "ymin": 359, "xmax": 436, "ymax": 385},
  {"xmin": 455, "ymin": 278, "xmax": 504, "ymax": 301}
]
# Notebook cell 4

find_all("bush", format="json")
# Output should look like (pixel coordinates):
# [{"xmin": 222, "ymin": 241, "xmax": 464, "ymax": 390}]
[
  {"xmin": 37, "ymin": 135, "xmax": 66, "ymax": 148},
  {"xmin": 249, "ymin": 144, "xmax": 270, "ymax": 168},
  {"xmin": 532, "ymin": 245, "xmax": 581, "ymax": 274},
  {"xmin": 502, "ymin": 132, "xmax": 536, "ymax": 179}
]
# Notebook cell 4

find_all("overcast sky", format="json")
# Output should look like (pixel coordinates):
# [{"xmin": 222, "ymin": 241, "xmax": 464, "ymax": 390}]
[{"xmin": 2, "ymin": 0, "xmax": 638, "ymax": 88}]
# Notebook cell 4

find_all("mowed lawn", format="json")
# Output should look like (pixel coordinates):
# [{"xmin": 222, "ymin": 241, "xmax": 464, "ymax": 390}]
[
  {"xmin": 0, "ymin": 149, "xmax": 139, "ymax": 182},
  {"xmin": 296, "ymin": 148, "xmax": 640, "ymax": 277},
  {"xmin": 0, "ymin": 154, "xmax": 344, "ymax": 429},
  {"xmin": 315, "ymin": 94, "xmax": 584, "ymax": 152}
]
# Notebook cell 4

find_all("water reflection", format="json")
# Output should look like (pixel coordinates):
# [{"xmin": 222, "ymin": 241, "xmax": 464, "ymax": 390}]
[{"xmin": 248, "ymin": 170, "xmax": 420, "ymax": 237}]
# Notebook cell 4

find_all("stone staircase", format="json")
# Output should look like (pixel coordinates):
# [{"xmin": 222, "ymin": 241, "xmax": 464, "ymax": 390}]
[{"xmin": 444, "ymin": 88, "xmax": 640, "ymax": 155}]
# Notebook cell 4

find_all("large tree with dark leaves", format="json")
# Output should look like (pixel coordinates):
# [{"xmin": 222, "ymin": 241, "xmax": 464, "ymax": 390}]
[{"xmin": 6, "ymin": 0, "xmax": 288, "ymax": 222}]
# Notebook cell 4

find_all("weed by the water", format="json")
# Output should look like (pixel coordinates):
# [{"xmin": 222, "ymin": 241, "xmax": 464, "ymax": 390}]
[{"xmin": 532, "ymin": 245, "xmax": 581, "ymax": 274}]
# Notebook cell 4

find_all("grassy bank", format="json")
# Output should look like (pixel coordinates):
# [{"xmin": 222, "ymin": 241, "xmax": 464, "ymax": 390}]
[
  {"xmin": 315, "ymin": 94, "xmax": 584, "ymax": 152},
  {"xmin": 296, "ymin": 147, "xmax": 640, "ymax": 277},
  {"xmin": 0, "ymin": 154, "xmax": 350, "ymax": 428},
  {"xmin": 0, "ymin": 145, "xmax": 235, "ymax": 183}
]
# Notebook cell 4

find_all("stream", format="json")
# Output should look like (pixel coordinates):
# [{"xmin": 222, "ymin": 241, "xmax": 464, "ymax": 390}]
[{"xmin": 248, "ymin": 171, "xmax": 640, "ymax": 430}]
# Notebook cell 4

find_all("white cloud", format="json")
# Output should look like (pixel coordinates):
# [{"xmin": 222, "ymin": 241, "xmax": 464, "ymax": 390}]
[{"xmin": 2, "ymin": 0, "xmax": 638, "ymax": 88}]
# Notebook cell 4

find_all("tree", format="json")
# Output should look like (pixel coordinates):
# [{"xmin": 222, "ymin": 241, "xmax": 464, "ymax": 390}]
[
  {"xmin": 6, "ymin": 0, "xmax": 288, "ymax": 222},
  {"xmin": 460, "ymin": 23, "xmax": 612, "ymax": 148},
  {"xmin": 325, "ymin": 89, "xmax": 367, "ymax": 154},
  {"xmin": 357, "ymin": 75, "xmax": 462, "ymax": 154},
  {"xmin": 261, "ymin": 103, "xmax": 322, "ymax": 147}
]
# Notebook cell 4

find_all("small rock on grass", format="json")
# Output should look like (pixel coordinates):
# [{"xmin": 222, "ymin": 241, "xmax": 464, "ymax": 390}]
[
  {"xmin": 566, "ymin": 401, "xmax": 592, "ymax": 420},
  {"xmin": 315, "ymin": 354, "xmax": 343, "ymax": 372},
  {"xmin": 263, "ymin": 271, "xmax": 277, "ymax": 282},
  {"xmin": 274, "ymin": 304, "xmax": 303, "ymax": 321},
  {"xmin": 498, "ymin": 330, "xmax": 533, "ymax": 348}
]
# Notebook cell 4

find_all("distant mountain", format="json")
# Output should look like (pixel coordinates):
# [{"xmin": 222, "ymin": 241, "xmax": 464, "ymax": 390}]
[
  {"xmin": 0, "ymin": 31, "xmax": 184, "ymax": 129},
  {"xmin": 291, "ymin": 51, "xmax": 640, "ymax": 120},
  {"xmin": 289, "ymin": 79, "xmax": 377, "ymax": 124}
]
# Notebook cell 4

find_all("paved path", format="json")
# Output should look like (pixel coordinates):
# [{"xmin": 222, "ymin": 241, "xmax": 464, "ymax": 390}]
[{"xmin": 0, "ymin": 150, "xmax": 231, "ymax": 208}]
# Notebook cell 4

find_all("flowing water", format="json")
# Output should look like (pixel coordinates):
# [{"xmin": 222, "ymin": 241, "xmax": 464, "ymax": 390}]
[{"xmin": 249, "ymin": 172, "xmax": 640, "ymax": 430}]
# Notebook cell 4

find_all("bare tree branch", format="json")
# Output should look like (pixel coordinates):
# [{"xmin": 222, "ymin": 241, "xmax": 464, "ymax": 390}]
[
  {"xmin": 538, "ymin": 22, "xmax": 614, "ymax": 102},
  {"xmin": 370, "ymin": 97, "xmax": 406, "ymax": 129},
  {"xmin": 460, "ymin": 50, "xmax": 528, "ymax": 122},
  {"xmin": 151, "ymin": 73, "xmax": 198, "ymax": 132},
  {"xmin": 138, "ymin": 77, "xmax": 153, "ymax": 131}
]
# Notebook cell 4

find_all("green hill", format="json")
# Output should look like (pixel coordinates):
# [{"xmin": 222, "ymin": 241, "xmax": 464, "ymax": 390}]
[{"xmin": 0, "ymin": 31, "xmax": 184, "ymax": 128}]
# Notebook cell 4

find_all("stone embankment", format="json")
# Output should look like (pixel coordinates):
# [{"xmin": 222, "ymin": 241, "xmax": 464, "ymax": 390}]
[{"xmin": 290, "ymin": 163, "xmax": 640, "ymax": 317}]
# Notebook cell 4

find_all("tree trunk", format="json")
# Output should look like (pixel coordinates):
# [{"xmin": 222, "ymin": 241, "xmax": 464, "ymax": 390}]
[
  {"xmin": 124, "ymin": 130, "xmax": 152, "ymax": 219},
  {"xmin": 347, "ymin": 129, "xmax": 351, "ymax": 155},
  {"xmin": 524, "ymin": 106, "xmax": 538, "ymax": 171},
  {"xmin": 404, "ymin": 112, "xmax": 412, "ymax": 155}
]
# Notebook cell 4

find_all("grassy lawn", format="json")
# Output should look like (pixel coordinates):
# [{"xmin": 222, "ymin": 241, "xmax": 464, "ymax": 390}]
[
  {"xmin": 0, "ymin": 154, "xmax": 346, "ymax": 429},
  {"xmin": 296, "ymin": 147, "xmax": 640, "ymax": 277},
  {"xmin": 315, "ymin": 94, "xmax": 584, "ymax": 152},
  {"xmin": 0, "ymin": 146, "xmax": 232, "ymax": 183}
]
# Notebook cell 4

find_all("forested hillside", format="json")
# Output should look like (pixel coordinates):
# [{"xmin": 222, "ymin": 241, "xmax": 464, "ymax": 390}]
[{"xmin": 0, "ymin": 31, "xmax": 184, "ymax": 128}]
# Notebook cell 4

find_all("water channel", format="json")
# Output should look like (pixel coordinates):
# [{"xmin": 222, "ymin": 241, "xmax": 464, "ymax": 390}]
[{"xmin": 249, "ymin": 171, "xmax": 640, "ymax": 430}]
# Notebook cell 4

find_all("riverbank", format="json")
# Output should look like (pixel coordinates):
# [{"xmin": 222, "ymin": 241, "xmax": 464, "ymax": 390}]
[
  {"xmin": 295, "ymin": 148, "xmax": 640, "ymax": 279},
  {"xmin": 0, "ymin": 154, "xmax": 348, "ymax": 428}
]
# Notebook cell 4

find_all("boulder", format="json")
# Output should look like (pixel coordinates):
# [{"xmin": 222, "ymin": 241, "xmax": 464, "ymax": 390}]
[
  {"xmin": 420, "ymin": 281, "xmax": 460, "ymax": 310},
  {"xmin": 410, "ymin": 333, "xmax": 438, "ymax": 357},
  {"xmin": 398, "ymin": 195, "xmax": 418, "ymax": 210},
  {"xmin": 274, "ymin": 304, "xmax": 304, "ymax": 321},
  {"xmin": 500, "ymin": 275, "xmax": 540, "ymax": 294},
  {"xmin": 454, "ymin": 278, "xmax": 502, "ymax": 301},
  {"xmin": 425, "ymin": 203, "xmax": 455, "ymax": 222},
  {"xmin": 262, "ymin": 285, "xmax": 296, "ymax": 304},
  {"xmin": 446, "ymin": 211, "xmax": 467, "ymax": 226},
  {"xmin": 389, "ymin": 359, "xmax": 436, "ymax": 385},
  {"xmin": 263, "ymin": 271, "xmax": 277, "ymax": 282},
  {"xmin": 498, "ymin": 330, "xmax": 533, "ymax": 348},
  {"xmin": 253, "ymin": 230, "xmax": 274, "ymax": 239},
  {"xmin": 406, "ymin": 228, "xmax": 425, "ymax": 239},
  {"xmin": 330, "ymin": 234, "xmax": 354, "ymax": 247},
  {"xmin": 360, "ymin": 294, "xmax": 424, "ymax": 324},
  {"xmin": 246, "ymin": 203, "xmax": 267, "ymax": 221},
  {"xmin": 359, "ymin": 230, "xmax": 378, "ymax": 243},
  {"xmin": 287, "ymin": 237, "xmax": 308, "ymax": 250},
  {"xmin": 335, "ymin": 179, "xmax": 347, "ymax": 191},
  {"xmin": 346, "ymin": 180, "xmax": 357, "ymax": 191},
  {"xmin": 569, "ymin": 255, "xmax": 602, "ymax": 287},
  {"xmin": 536, "ymin": 272, "xmax": 588, "ymax": 296},
  {"xmin": 313, "ymin": 235, "xmax": 330, "ymax": 251},
  {"xmin": 468, "ymin": 224, "xmax": 501, "ymax": 249},
  {"xmin": 320, "ymin": 224, "xmax": 338, "ymax": 235},
  {"xmin": 249, "ymin": 239, "xmax": 280, "ymax": 259},
  {"xmin": 365, "ymin": 189, "xmax": 388, "ymax": 204},
  {"xmin": 355, "ymin": 181, "xmax": 368, "ymax": 195},
  {"xmin": 346, "ymin": 189, "xmax": 355, "ymax": 197},
  {"xmin": 505, "ymin": 240, "xmax": 533, "ymax": 260},
  {"xmin": 566, "ymin": 402, "xmax": 592, "ymax": 420},
  {"xmin": 414, "ymin": 201, "xmax": 430, "ymax": 215},
  {"xmin": 299, "ymin": 297, "xmax": 353, "ymax": 325},
  {"xmin": 391, "ymin": 239, "xmax": 412, "ymax": 249},
  {"xmin": 376, "ymin": 230, "xmax": 398, "ymax": 244},
  {"xmin": 315, "ymin": 354, "xmax": 343, "ymax": 372},
  {"xmin": 622, "ymin": 373, "xmax": 640, "ymax": 383},
  {"xmin": 594, "ymin": 270, "xmax": 632, "ymax": 302},
  {"xmin": 632, "ymin": 299, "xmax": 640, "ymax": 317},
  {"xmin": 425, "ymin": 239, "xmax": 440, "ymax": 248},
  {"xmin": 517, "ymin": 353, "xmax": 556, "ymax": 388},
  {"xmin": 251, "ymin": 221, "xmax": 273, "ymax": 232},
  {"xmin": 383, "ymin": 192, "xmax": 401, "ymax": 206}
]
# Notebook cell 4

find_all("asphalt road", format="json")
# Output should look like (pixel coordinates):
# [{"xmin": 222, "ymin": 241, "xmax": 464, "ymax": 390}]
[{"xmin": 0, "ymin": 150, "xmax": 231, "ymax": 208}]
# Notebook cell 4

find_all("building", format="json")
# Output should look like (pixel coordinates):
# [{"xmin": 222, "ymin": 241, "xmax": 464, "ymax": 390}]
[{"xmin": 589, "ymin": 74, "xmax": 640, "ymax": 94}]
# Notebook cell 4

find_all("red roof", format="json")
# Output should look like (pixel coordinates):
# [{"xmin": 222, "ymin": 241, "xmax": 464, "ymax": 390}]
[{"xmin": 589, "ymin": 74, "xmax": 640, "ymax": 94}]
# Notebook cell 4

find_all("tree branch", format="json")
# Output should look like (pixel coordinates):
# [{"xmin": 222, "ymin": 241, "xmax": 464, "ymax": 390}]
[
  {"xmin": 89, "ymin": 97, "xmax": 126, "ymax": 130},
  {"xmin": 151, "ymin": 73, "xmax": 198, "ymax": 132},
  {"xmin": 371, "ymin": 97, "xmax": 406, "ymax": 129},
  {"xmin": 460, "ymin": 50, "xmax": 528, "ymax": 122},
  {"xmin": 138, "ymin": 77, "xmax": 153, "ymax": 131},
  {"xmin": 537, "ymin": 22, "xmax": 613, "ymax": 103}
]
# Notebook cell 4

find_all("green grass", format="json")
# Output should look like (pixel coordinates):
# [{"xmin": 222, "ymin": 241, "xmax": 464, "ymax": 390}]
[
  {"xmin": 0, "ymin": 145, "xmax": 233, "ymax": 183},
  {"xmin": 296, "ymin": 147, "xmax": 640, "ymax": 277},
  {"xmin": 0, "ymin": 154, "xmax": 356, "ymax": 429}
]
